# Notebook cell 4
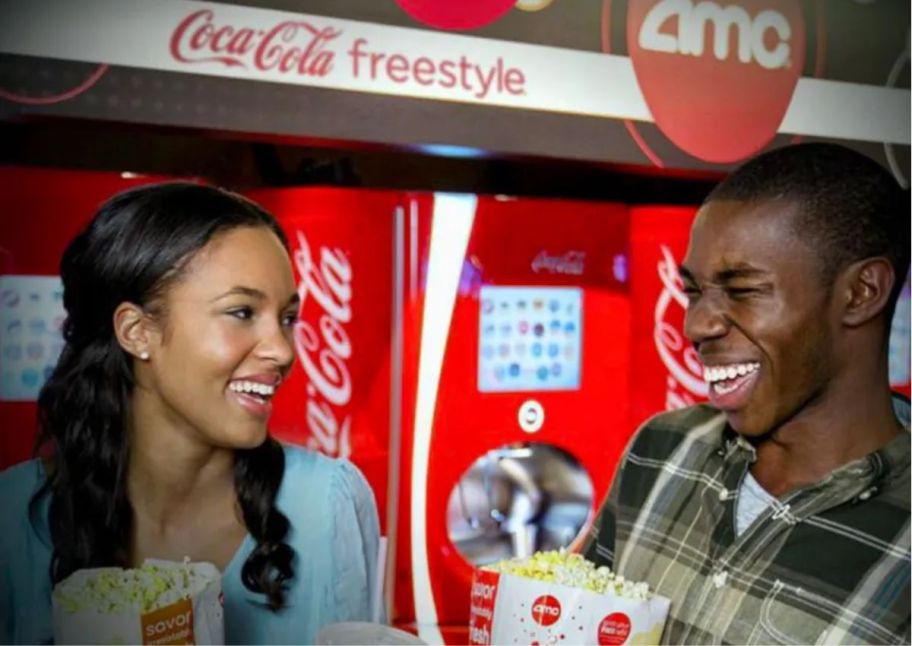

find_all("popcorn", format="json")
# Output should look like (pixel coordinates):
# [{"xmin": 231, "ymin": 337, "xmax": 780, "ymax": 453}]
[
  {"xmin": 54, "ymin": 558, "xmax": 213, "ymax": 614},
  {"xmin": 470, "ymin": 550, "xmax": 670, "ymax": 645},
  {"xmin": 52, "ymin": 559, "xmax": 224, "ymax": 645},
  {"xmin": 482, "ymin": 548, "xmax": 653, "ymax": 600}
]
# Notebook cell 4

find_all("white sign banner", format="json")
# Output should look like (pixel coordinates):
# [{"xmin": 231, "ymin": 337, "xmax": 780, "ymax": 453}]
[{"xmin": 0, "ymin": 0, "xmax": 908, "ymax": 145}]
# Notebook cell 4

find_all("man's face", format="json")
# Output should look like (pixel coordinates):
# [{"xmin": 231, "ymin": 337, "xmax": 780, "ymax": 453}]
[{"xmin": 680, "ymin": 199, "xmax": 837, "ymax": 437}]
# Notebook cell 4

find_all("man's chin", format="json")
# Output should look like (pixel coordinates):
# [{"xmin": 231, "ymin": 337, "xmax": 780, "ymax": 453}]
[{"xmin": 723, "ymin": 410, "xmax": 767, "ymax": 439}]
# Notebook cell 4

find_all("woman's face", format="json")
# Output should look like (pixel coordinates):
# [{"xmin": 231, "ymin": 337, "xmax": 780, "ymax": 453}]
[{"xmin": 143, "ymin": 225, "xmax": 298, "ymax": 449}]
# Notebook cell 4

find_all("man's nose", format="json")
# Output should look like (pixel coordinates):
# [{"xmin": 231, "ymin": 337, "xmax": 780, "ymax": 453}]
[{"xmin": 683, "ymin": 292, "xmax": 730, "ymax": 345}]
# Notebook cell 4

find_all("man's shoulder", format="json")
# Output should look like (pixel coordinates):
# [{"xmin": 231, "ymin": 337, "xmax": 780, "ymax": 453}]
[{"xmin": 628, "ymin": 404, "xmax": 728, "ymax": 461}]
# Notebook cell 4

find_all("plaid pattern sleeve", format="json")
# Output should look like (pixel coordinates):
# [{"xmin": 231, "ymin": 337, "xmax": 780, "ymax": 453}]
[{"xmin": 583, "ymin": 403, "xmax": 911, "ymax": 645}]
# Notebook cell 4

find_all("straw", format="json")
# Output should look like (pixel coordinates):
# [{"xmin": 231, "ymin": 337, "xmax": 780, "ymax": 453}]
[{"xmin": 371, "ymin": 536, "xmax": 389, "ymax": 624}]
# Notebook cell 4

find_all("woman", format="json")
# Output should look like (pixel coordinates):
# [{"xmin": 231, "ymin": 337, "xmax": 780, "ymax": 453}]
[{"xmin": 0, "ymin": 183, "xmax": 381, "ymax": 644}]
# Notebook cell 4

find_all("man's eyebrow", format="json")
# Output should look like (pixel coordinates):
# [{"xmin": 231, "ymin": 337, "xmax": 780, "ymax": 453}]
[
  {"xmin": 716, "ymin": 266, "xmax": 769, "ymax": 281},
  {"xmin": 678, "ymin": 265, "xmax": 770, "ymax": 284}
]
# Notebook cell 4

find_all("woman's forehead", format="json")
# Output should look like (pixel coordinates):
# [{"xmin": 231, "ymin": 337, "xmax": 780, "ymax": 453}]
[{"xmin": 169, "ymin": 226, "xmax": 294, "ymax": 297}]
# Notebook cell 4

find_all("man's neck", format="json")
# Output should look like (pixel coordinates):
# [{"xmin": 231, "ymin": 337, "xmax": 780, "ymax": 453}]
[{"xmin": 750, "ymin": 375, "xmax": 902, "ymax": 498}]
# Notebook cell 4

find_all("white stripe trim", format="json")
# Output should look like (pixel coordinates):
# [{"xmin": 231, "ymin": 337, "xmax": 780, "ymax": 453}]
[{"xmin": 410, "ymin": 193, "xmax": 476, "ymax": 645}]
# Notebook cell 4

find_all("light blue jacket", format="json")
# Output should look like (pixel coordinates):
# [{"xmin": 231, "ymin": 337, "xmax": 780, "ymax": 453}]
[{"xmin": 0, "ymin": 445, "xmax": 381, "ymax": 644}]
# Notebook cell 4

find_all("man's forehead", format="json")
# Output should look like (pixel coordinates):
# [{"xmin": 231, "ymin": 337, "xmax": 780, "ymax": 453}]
[
  {"xmin": 679, "ymin": 259, "xmax": 769, "ymax": 281},
  {"xmin": 684, "ymin": 199, "xmax": 818, "ymax": 280},
  {"xmin": 696, "ymin": 197, "xmax": 801, "ymax": 227}
]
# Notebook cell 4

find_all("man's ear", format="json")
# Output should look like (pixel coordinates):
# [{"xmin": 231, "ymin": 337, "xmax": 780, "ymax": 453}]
[
  {"xmin": 839, "ymin": 257, "xmax": 896, "ymax": 328},
  {"xmin": 113, "ymin": 302, "xmax": 155, "ymax": 361}
]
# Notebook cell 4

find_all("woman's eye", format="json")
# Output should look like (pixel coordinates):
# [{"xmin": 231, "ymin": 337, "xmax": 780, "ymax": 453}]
[
  {"xmin": 281, "ymin": 311, "xmax": 298, "ymax": 327},
  {"xmin": 228, "ymin": 307, "xmax": 254, "ymax": 320}
]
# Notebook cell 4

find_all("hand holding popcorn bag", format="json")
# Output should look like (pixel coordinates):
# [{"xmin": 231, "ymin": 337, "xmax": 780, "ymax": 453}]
[
  {"xmin": 469, "ymin": 550, "xmax": 670, "ymax": 646},
  {"xmin": 52, "ymin": 559, "xmax": 224, "ymax": 645}
]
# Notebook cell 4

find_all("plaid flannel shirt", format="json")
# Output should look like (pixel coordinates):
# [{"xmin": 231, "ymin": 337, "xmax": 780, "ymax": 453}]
[{"xmin": 583, "ymin": 401, "xmax": 911, "ymax": 645}]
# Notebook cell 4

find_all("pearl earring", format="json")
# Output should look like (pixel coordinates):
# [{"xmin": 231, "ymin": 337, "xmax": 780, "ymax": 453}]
[{"xmin": 139, "ymin": 351, "xmax": 150, "ymax": 361}]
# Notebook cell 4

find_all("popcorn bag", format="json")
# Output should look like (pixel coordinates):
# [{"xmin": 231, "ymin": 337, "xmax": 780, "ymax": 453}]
[
  {"xmin": 468, "ymin": 551, "xmax": 670, "ymax": 646},
  {"xmin": 52, "ymin": 559, "xmax": 224, "ymax": 645}
]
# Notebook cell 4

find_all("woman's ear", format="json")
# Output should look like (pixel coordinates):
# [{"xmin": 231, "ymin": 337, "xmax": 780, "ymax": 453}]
[
  {"xmin": 113, "ymin": 302, "xmax": 155, "ymax": 361},
  {"xmin": 840, "ymin": 257, "xmax": 896, "ymax": 328}
]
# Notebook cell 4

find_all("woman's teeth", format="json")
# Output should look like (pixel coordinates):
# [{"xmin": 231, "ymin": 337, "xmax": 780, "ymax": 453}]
[
  {"xmin": 703, "ymin": 362, "xmax": 760, "ymax": 389},
  {"xmin": 229, "ymin": 381, "xmax": 276, "ymax": 398}
]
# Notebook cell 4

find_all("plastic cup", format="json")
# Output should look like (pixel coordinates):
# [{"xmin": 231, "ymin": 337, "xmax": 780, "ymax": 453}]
[{"xmin": 315, "ymin": 621, "xmax": 427, "ymax": 645}]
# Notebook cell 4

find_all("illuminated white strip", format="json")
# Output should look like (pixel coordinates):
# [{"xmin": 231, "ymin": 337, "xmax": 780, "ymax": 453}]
[
  {"xmin": 0, "ymin": 0, "xmax": 908, "ymax": 144},
  {"xmin": 781, "ymin": 78, "xmax": 910, "ymax": 144},
  {"xmin": 410, "ymin": 193, "xmax": 476, "ymax": 645}
]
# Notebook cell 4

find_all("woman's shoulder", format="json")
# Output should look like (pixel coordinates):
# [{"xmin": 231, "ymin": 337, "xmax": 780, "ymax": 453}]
[
  {"xmin": 0, "ymin": 458, "xmax": 46, "ymax": 508},
  {"xmin": 0, "ymin": 458, "xmax": 49, "ymax": 550},
  {"xmin": 280, "ymin": 444, "xmax": 369, "ymax": 491},
  {"xmin": 278, "ymin": 444, "xmax": 376, "ymax": 518}
]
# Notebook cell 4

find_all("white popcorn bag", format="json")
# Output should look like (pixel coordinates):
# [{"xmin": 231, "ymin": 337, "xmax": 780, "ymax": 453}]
[
  {"xmin": 468, "ymin": 551, "xmax": 670, "ymax": 646},
  {"xmin": 52, "ymin": 559, "xmax": 224, "ymax": 645}
]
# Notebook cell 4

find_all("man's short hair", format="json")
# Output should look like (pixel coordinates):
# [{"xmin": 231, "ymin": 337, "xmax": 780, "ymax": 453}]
[{"xmin": 706, "ymin": 143, "xmax": 910, "ymax": 316}]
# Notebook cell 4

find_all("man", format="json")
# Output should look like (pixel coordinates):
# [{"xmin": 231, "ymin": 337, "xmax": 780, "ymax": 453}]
[{"xmin": 584, "ymin": 143, "xmax": 910, "ymax": 645}]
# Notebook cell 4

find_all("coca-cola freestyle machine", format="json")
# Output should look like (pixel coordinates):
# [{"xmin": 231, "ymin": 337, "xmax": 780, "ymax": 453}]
[{"xmin": 397, "ymin": 194, "xmax": 634, "ymax": 642}]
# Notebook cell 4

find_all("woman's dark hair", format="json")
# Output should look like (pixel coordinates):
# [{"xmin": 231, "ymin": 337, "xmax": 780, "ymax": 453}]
[{"xmin": 31, "ymin": 182, "xmax": 294, "ymax": 609}]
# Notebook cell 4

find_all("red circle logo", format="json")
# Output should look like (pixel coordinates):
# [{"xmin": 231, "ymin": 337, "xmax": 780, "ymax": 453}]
[
  {"xmin": 624, "ymin": 0, "xmax": 805, "ymax": 163},
  {"xmin": 394, "ymin": 0, "xmax": 517, "ymax": 30},
  {"xmin": 531, "ymin": 595, "xmax": 562, "ymax": 626},
  {"xmin": 598, "ymin": 612, "xmax": 632, "ymax": 645}
]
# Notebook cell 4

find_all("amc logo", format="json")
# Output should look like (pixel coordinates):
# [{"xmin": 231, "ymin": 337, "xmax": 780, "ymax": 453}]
[
  {"xmin": 531, "ymin": 594, "xmax": 562, "ymax": 626},
  {"xmin": 639, "ymin": 0, "xmax": 791, "ymax": 70},
  {"xmin": 620, "ymin": 0, "xmax": 806, "ymax": 163}
]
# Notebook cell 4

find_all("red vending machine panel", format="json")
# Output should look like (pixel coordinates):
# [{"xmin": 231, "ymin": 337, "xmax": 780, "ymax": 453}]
[
  {"xmin": 399, "ymin": 194, "xmax": 633, "ymax": 642},
  {"xmin": 246, "ymin": 187, "xmax": 401, "ymax": 532},
  {"xmin": 628, "ymin": 206, "xmax": 706, "ymax": 430}
]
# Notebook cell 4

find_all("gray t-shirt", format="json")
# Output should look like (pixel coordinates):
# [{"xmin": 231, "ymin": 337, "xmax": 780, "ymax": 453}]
[{"xmin": 736, "ymin": 470, "xmax": 776, "ymax": 536}]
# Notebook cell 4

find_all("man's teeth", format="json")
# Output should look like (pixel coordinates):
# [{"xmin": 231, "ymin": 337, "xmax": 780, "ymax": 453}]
[
  {"xmin": 702, "ymin": 362, "xmax": 760, "ymax": 384},
  {"xmin": 229, "ymin": 381, "xmax": 276, "ymax": 397}
]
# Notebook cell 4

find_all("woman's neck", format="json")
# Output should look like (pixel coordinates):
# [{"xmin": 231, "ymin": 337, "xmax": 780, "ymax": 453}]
[{"xmin": 127, "ymin": 393, "xmax": 238, "ymax": 532}]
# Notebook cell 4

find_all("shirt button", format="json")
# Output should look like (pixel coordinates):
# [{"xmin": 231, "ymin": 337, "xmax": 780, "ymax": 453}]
[
  {"xmin": 712, "ymin": 571, "xmax": 728, "ymax": 589},
  {"xmin": 718, "ymin": 489, "xmax": 729, "ymax": 501}
]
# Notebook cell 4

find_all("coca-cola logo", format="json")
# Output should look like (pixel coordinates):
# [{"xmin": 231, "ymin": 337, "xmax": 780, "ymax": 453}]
[
  {"xmin": 394, "ymin": 0, "xmax": 517, "ymax": 30},
  {"xmin": 170, "ymin": 9, "xmax": 340, "ymax": 76},
  {"xmin": 293, "ymin": 230, "xmax": 353, "ymax": 458},
  {"xmin": 531, "ymin": 250, "xmax": 586, "ymax": 276},
  {"xmin": 597, "ymin": 612, "xmax": 631, "ymax": 645},
  {"xmin": 625, "ymin": 0, "xmax": 805, "ymax": 162},
  {"xmin": 655, "ymin": 244, "xmax": 707, "ymax": 410},
  {"xmin": 531, "ymin": 595, "xmax": 561, "ymax": 626}
]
